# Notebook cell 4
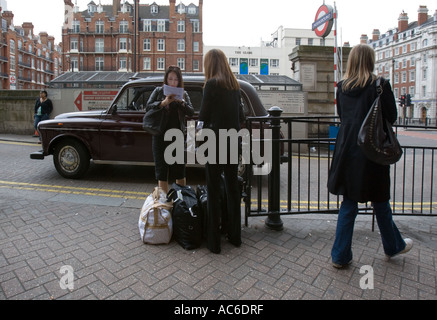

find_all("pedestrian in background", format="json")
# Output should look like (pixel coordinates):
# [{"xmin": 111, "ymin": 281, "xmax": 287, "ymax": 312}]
[
  {"xmin": 198, "ymin": 49, "xmax": 244, "ymax": 254},
  {"xmin": 327, "ymin": 44, "xmax": 413, "ymax": 268},
  {"xmin": 34, "ymin": 90, "xmax": 53, "ymax": 142},
  {"xmin": 146, "ymin": 66, "xmax": 194, "ymax": 193}
]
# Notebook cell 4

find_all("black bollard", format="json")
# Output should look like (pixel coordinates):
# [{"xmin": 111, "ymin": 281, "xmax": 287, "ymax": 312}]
[{"xmin": 265, "ymin": 106, "xmax": 284, "ymax": 231}]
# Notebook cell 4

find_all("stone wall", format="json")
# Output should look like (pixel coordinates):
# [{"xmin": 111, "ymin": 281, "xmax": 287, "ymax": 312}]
[{"xmin": 0, "ymin": 90, "xmax": 40, "ymax": 134}]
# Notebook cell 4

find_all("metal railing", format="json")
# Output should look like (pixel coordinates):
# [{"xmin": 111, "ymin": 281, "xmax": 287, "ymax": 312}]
[{"xmin": 243, "ymin": 108, "xmax": 437, "ymax": 230}]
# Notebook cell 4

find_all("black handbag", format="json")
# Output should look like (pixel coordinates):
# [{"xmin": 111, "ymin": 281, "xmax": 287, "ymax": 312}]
[
  {"xmin": 142, "ymin": 107, "xmax": 167, "ymax": 136},
  {"xmin": 357, "ymin": 78, "xmax": 403, "ymax": 166}
]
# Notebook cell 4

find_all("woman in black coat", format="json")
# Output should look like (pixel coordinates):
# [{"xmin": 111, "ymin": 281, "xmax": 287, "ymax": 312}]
[
  {"xmin": 146, "ymin": 66, "xmax": 194, "ymax": 193},
  {"xmin": 328, "ymin": 44, "xmax": 412, "ymax": 268},
  {"xmin": 198, "ymin": 49, "xmax": 244, "ymax": 254}
]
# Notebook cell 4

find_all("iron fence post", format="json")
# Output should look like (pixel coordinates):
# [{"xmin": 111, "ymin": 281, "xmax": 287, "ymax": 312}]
[{"xmin": 265, "ymin": 106, "xmax": 284, "ymax": 231}]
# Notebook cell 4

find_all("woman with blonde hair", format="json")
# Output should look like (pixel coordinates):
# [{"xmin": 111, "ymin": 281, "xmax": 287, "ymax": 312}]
[
  {"xmin": 328, "ymin": 44, "xmax": 412, "ymax": 268},
  {"xmin": 198, "ymin": 49, "xmax": 245, "ymax": 254}
]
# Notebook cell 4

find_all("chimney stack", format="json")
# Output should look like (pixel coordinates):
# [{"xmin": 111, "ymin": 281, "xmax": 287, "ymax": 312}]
[
  {"xmin": 418, "ymin": 6, "xmax": 429, "ymax": 26},
  {"xmin": 113, "ymin": 0, "xmax": 121, "ymax": 17},
  {"xmin": 2, "ymin": 11, "xmax": 14, "ymax": 28},
  {"xmin": 372, "ymin": 29, "xmax": 380, "ymax": 41},
  {"xmin": 360, "ymin": 34, "xmax": 368, "ymax": 44},
  {"xmin": 398, "ymin": 11, "xmax": 408, "ymax": 32},
  {"xmin": 22, "ymin": 22, "xmax": 34, "ymax": 38}
]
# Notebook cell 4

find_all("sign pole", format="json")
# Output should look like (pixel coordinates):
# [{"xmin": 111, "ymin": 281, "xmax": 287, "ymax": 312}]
[{"xmin": 334, "ymin": 2, "xmax": 338, "ymax": 117}]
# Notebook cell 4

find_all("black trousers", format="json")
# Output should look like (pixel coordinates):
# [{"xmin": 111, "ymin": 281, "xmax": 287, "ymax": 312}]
[
  {"xmin": 205, "ymin": 163, "xmax": 241, "ymax": 253},
  {"xmin": 152, "ymin": 134, "xmax": 186, "ymax": 181}
]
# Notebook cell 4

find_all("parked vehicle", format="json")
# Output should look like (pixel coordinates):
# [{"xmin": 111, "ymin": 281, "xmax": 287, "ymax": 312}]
[{"xmin": 31, "ymin": 76, "xmax": 269, "ymax": 179}]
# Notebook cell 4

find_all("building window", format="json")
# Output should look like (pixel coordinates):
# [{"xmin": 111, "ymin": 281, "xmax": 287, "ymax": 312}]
[
  {"xmin": 95, "ymin": 38, "xmax": 104, "ymax": 53},
  {"xmin": 249, "ymin": 59, "xmax": 258, "ymax": 67},
  {"xmin": 193, "ymin": 20, "xmax": 200, "ymax": 33},
  {"xmin": 119, "ymin": 57, "xmax": 127, "ymax": 70},
  {"xmin": 401, "ymin": 71, "xmax": 407, "ymax": 83},
  {"xmin": 96, "ymin": 21, "xmax": 104, "ymax": 34},
  {"xmin": 157, "ymin": 57, "xmax": 165, "ymax": 70},
  {"xmin": 143, "ymin": 57, "xmax": 151, "ymax": 70},
  {"xmin": 177, "ymin": 20, "xmax": 185, "ymax": 33},
  {"xmin": 96, "ymin": 57, "xmax": 104, "ymax": 71},
  {"xmin": 410, "ymin": 71, "xmax": 415, "ymax": 82},
  {"xmin": 270, "ymin": 59, "xmax": 279, "ymax": 68},
  {"xmin": 157, "ymin": 20, "xmax": 166, "ymax": 32},
  {"xmin": 409, "ymin": 86, "xmax": 415, "ymax": 96},
  {"xmin": 151, "ymin": 5, "xmax": 158, "ymax": 14},
  {"xmin": 188, "ymin": 6, "xmax": 197, "ymax": 15},
  {"xmin": 296, "ymin": 38, "xmax": 301, "ymax": 45},
  {"xmin": 120, "ymin": 21, "xmax": 129, "ymax": 33},
  {"xmin": 411, "ymin": 57, "xmax": 415, "ymax": 66},
  {"xmin": 73, "ymin": 20, "xmax": 80, "ymax": 33},
  {"xmin": 422, "ymin": 85, "xmax": 426, "ymax": 96},
  {"xmin": 193, "ymin": 41, "xmax": 199, "ymax": 52},
  {"xmin": 143, "ymin": 39, "xmax": 151, "ymax": 51},
  {"xmin": 411, "ymin": 42, "xmax": 416, "ymax": 51},
  {"xmin": 177, "ymin": 58, "xmax": 185, "ymax": 70},
  {"xmin": 193, "ymin": 60, "xmax": 199, "ymax": 71},
  {"xmin": 402, "ymin": 59, "xmax": 407, "ymax": 68},
  {"xmin": 143, "ymin": 19, "xmax": 152, "ymax": 32},
  {"xmin": 119, "ymin": 38, "xmax": 127, "ymax": 51},
  {"xmin": 229, "ymin": 58, "xmax": 238, "ymax": 67},
  {"xmin": 177, "ymin": 39, "xmax": 185, "ymax": 51},
  {"xmin": 71, "ymin": 38, "xmax": 79, "ymax": 51},
  {"xmin": 394, "ymin": 73, "xmax": 399, "ymax": 84},
  {"xmin": 157, "ymin": 39, "xmax": 165, "ymax": 51},
  {"xmin": 308, "ymin": 38, "xmax": 313, "ymax": 45}
]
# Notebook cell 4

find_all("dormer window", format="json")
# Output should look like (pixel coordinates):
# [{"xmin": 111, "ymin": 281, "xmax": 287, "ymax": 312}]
[
  {"xmin": 187, "ymin": 5, "xmax": 197, "ymax": 15},
  {"xmin": 151, "ymin": 4, "xmax": 159, "ymax": 14},
  {"xmin": 88, "ymin": 1, "xmax": 97, "ymax": 14},
  {"xmin": 177, "ymin": 4, "xmax": 185, "ymax": 14}
]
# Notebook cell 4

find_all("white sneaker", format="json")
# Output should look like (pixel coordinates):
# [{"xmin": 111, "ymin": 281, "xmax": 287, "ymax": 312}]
[{"xmin": 385, "ymin": 238, "xmax": 413, "ymax": 260}]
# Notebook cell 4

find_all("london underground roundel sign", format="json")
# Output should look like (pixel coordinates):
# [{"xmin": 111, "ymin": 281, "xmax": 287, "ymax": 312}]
[{"xmin": 312, "ymin": 4, "xmax": 334, "ymax": 38}]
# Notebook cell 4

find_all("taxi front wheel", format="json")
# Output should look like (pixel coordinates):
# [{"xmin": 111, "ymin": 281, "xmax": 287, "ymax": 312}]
[{"xmin": 53, "ymin": 139, "xmax": 90, "ymax": 179}]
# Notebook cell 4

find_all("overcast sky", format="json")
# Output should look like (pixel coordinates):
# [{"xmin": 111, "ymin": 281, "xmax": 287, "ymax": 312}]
[{"xmin": 4, "ymin": 0, "xmax": 436, "ymax": 47}]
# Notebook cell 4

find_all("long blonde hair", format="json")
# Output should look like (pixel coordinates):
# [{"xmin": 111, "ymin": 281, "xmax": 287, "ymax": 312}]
[
  {"xmin": 204, "ymin": 49, "xmax": 240, "ymax": 91},
  {"xmin": 342, "ymin": 44, "xmax": 377, "ymax": 91}
]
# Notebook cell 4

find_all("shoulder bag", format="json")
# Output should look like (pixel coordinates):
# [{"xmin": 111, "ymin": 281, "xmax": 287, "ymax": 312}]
[
  {"xmin": 357, "ymin": 77, "xmax": 403, "ymax": 165},
  {"xmin": 142, "ymin": 107, "xmax": 168, "ymax": 136}
]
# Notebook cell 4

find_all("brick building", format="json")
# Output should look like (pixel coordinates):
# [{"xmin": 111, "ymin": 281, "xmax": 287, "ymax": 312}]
[
  {"xmin": 361, "ymin": 6, "xmax": 437, "ymax": 122},
  {"xmin": 62, "ymin": 0, "xmax": 203, "ymax": 73},
  {"xmin": 0, "ymin": 8, "xmax": 62, "ymax": 90}
]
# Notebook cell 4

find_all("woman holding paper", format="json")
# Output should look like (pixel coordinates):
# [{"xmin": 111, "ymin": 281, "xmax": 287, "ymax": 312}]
[{"xmin": 146, "ymin": 66, "xmax": 194, "ymax": 193}]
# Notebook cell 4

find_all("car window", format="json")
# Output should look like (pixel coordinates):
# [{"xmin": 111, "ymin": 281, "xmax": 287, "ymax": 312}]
[
  {"xmin": 116, "ymin": 86, "xmax": 154, "ymax": 111},
  {"xmin": 185, "ymin": 88, "xmax": 203, "ymax": 114},
  {"xmin": 240, "ymin": 90, "xmax": 251, "ymax": 117}
]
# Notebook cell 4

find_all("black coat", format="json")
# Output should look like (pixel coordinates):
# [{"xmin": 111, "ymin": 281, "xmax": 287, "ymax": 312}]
[
  {"xmin": 327, "ymin": 77, "xmax": 397, "ymax": 203},
  {"xmin": 198, "ymin": 79, "xmax": 243, "ymax": 132},
  {"xmin": 34, "ymin": 98, "xmax": 53, "ymax": 115}
]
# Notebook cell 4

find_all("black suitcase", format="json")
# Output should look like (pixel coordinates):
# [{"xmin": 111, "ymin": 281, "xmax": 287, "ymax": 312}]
[{"xmin": 167, "ymin": 184, "xmax": 202, "ymax": 250}]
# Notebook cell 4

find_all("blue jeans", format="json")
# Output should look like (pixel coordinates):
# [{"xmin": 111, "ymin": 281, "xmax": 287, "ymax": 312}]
[
  {"xmin": 331, "ymin": 197, "xmax": 406, "ymax": 265},
  {"xmin": 34, "ymin": 114, "xmax": 50, "ymax": 131}
]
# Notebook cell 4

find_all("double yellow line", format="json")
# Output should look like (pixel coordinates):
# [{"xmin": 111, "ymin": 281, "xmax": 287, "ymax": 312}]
[{"xmin": 0, "ymin": 180, "xmax": 146, "ymax": 200}]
